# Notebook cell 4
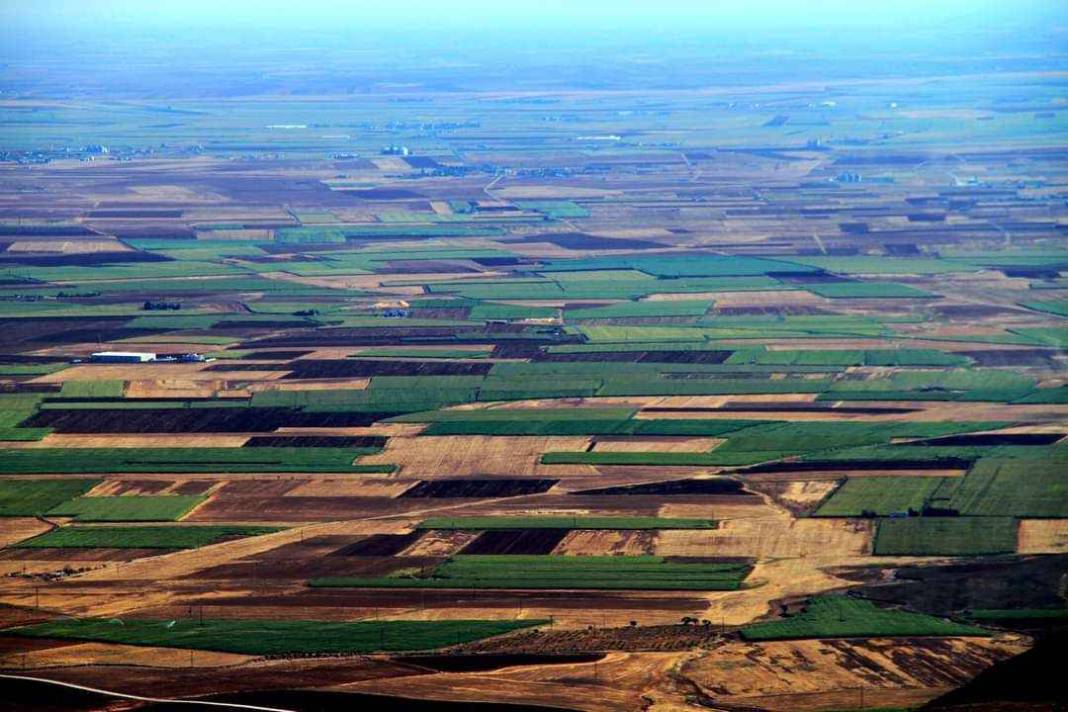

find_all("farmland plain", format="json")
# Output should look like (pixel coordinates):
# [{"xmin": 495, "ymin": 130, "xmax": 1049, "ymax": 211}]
[{"xmin": 0, "ymin": 17, "xmax": 1065, "ymax": 712}]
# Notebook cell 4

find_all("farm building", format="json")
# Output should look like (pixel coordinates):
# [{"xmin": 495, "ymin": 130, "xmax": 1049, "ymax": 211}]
[{"xmin": 89, "ymin": 351, "xmax": 156, "ymax": 363}]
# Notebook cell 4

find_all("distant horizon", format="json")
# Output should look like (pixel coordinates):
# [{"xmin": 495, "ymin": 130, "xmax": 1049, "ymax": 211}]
[
  {"xmin": 3, "ymin": 0, "xmax": 1066, "ymax": 40},
  {"xmin": 2, "ymin": 0, "xmax": 1065, "ymax": 99}
]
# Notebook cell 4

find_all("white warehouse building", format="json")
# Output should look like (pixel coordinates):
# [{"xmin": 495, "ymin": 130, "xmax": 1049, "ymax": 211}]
[{"xmin": 89, "ymin": 351, "xmax": 156, "ymax": 363}]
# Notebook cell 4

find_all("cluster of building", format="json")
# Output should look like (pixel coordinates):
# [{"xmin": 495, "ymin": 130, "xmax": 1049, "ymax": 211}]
[{"xmin": 82, "ymin": 351, "xmax": 211, "ymax": 364}]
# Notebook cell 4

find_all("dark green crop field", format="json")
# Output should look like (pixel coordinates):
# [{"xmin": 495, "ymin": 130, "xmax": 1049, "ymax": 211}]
[
  {"xmin": 6, "ymin": 618, "xmax": 543, "ymax": 655},
  {"xmin": 741, "ymin": 597, "xmax": 990, "ymax": 641},
  {"xmin": 15, "ymin": 525, "xmax": 284, "ymax": 549},
  {"xmin": 312, "ymin": 555, "xmax": 752, "ymax": 591},
  {"xmin": 873, "ymin": 518, "xmax": 1019, "ymax": 557},
  {"xmin": 0, "ymin": 479, "xmax": 101, "ymax": 516},
  {"xmin": 46, "ymin": 495, "xmax": 207, "ymax": 522}
]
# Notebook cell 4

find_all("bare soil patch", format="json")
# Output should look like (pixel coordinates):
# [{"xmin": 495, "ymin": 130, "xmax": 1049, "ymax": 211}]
[
  {"xmin": 1017, "ymin": 520, "xmax": 1068, "ymax": 554},
  {"xmin": 360, "ymin": 436, "xmax": 595, "ymax": 477},
  {"xmin": 553, "ymin": 530, "xmax": 656, "ymax": 556}
]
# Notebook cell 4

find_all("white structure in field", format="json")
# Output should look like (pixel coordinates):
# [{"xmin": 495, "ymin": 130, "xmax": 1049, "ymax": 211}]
[{"xmin": 89, "ymin": 351, "xmax": 156, "ymax": 363}]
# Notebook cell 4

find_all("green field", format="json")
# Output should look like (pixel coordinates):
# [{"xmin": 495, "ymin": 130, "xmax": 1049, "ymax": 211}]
[
  {"xmin": 967, "ymin": 608, "xmax": 1068, "ymax": 621},
  {"xmin": 1020, "ymin": 300, "xmax": 1068, "ymax": 317},
  {"xmin": 545, "ymin": 421, "xmax": 1002, "ymax": 468},
  {"xmin": 0, "ymin": 394, "xmax": 51, "ymax": 441},
  {"xmin": 47, "ymin": 495, "xmax": 207, "ymax": 522},
  {"xmin": 784, "ymin": 256, "xmax": 976, "ymax": 275},
  {"xmin": 0, "ymin": 363, "xmax": 68, "ymax": 377},
  {"xmin": 417, "ymin": 516, "xmax": 717, "ymax": 530},
  {"xmin": 740, "ymin": 596, "xmax": 989, "ymax": 641},
  {"xmin": 393, "ymin": 407, "xmax": 640, "ymax": 423},
  {"xmin": 467, "ymin": 302, "xmax": 558, "ymax": 321},
  {"xmin": 424, "ymin": 418, "xmax": 758, "ymax": 437},
  {"xmin": 726, "ymin": 349, "xmax": 968, "ymax": 367},
  {"xmin": 15, "ymin": 525, "xmax": 283, "ymax": 549},
  {"xmin": 805, "ymin": 282, "xmax": 937, "ymax": 299},
  {"xmin": 57, "ymin": 380, "xmax": 126, "ymax": 398},
  {"xmin": 312, "ymin": 555, "xmax": 752, "ymax": 591},
  {"xmin": 357, "ymin": 347, "xmax": 493, "ymax": 359},
  {"xmin": 815, "ymin": 478, "xmax": 948, "ymax": 517},
  {"xmin": 0, "ymin": 448, "xmax": 394, "ymax": 474},
  {"xmin": 513, "ymin": 200, "xmax": 590, "ymax": 218},
  {"xmin": 6, "ymin": 618, "xmax": 543, "ymax": 655},
  {"xmin": 564, "ymin": 300, "xmax": 712, "ymax": 321},
  {"xmin": 822, "ymin": 369, "xmax": 1037, "ymax": 402},
  {"xmin": 931, "ymin": 460, "xmax": 1068, "ymax": 517},
  {"xmin": 0, "ymin": 479, "xmax": 100, "ymax": 516},
  {"xmin": 872, "ymin": 517, "xmax": 1018, "ymax": 556},
  {"xmin": 540, "ymin": 451, "xmax": 723, "ymax": 466}
]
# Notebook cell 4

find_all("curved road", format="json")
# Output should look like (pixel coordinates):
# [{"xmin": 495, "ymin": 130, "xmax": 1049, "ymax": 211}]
[{"xmin": 0, "ymin": 673, "xmax": 297, "ymax": 712}]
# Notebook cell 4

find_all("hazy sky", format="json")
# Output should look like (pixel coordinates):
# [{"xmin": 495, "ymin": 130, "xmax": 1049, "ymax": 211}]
[
  {"xmin": 3, "ymin": 0, "xmax": 1065, "ymax": 33},
  {"xmin": 1, "ymin": 0, "xmax": 1064, "ymax": 96}
]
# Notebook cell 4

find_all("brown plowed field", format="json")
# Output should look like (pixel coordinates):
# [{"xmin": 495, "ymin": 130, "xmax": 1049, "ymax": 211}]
[
  {"xmin": 0, "ymin": 641, "xmax": 253, "ymax": 669},
  {"xmin": 187, "ymin": 495, "xmax": 430, "ymax": 522},
  {"xmin": 1016, "ymin": 519, "xmax": 1068, "ymax": 554},
  {"xmin": 553, "ymin": 530, "xmax": 656, "ymax": 556},
  {"xmin": 284, "ymin": 478, "xmax": 415, "ymax": 498},
  {"xmin": 655, "ymin": 517, "xmax": 871, "ymax": 560},
  {"xmin": 194, "ymin": 588, "xmax": 709, "ymax": 627},
  {"xmin": 679, "ymin": 636, "xmax": 1030, "ymax": 711},
  {"xmin": 590, "ymin": 437, "xmax": 722, "ymax": 453},
  {"xmin": 359, "ymin": 436, "xmax": 596, "ymax": 476},
  {"xmin": 402, "ymin": 530, "xmax": 481, "ymax": 556},
  {"xmin": 0, "ymin": 518, "xmax": 53, "ymax": 549}
]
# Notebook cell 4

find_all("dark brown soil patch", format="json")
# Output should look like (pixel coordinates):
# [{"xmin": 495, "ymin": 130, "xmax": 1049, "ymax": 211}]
[
  {"xmin": 331, "ymin": 532, "xmax": 427, "ymax": 557},
  {"xmin": 536, "ymin": 351, "xmax": 732, "ymax": 364},
  {"xmin": 23, "ymin": 408, "xmax": 398, "ymax": 433},
  {"xmin": 240, "ymin": 350, "xmax": 313, "ymax": 360},
  {"xmin": 910, "ymin": 433, "xmax": 1063, "ymax": 447},
  {"xmin": 738, "ymin": 458, "xmax": 975, "ymax": 474},
  {"xmin": 506, "ymin": 232, "xmax": 666, "ymax": 250},
  {"xmin": 399, "ymin": 479, "xmax": 559, "ymax": 498},
  {"xmin": 956, "ymin": 349, "xmax": 1063, "ymax": 367},
  {"xmin": 459, "ymin": 529, "xmax": 571, "ymax": 555},
  {"xmin": 848, "ymin": 554, "xmax": 1068, "ymax": 618},
  {"xmin": 243, "ymin": 436, "xmax": 388, "ymax": 448},
  {"xmin": 574, "ymin": 479, "xmax": 745, "ymax": 496},
  {"xmin": 278, "ymin": 359, "xmax": 493, "ymax": 378},
  {"xmin": 87, "ymin": 210, "xmax": 184, "ymax": 218},
  {"xmin": 923, "ymin": 630, "xmax": 1068, "ymax": 708}
]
